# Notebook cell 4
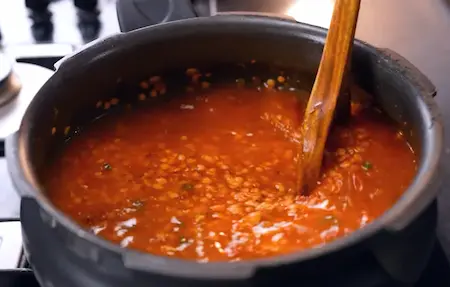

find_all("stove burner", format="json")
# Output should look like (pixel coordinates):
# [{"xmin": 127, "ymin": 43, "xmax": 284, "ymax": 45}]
[
  {"xmin": 0, "ymin": 60, "xmax": 53, "ymax": 147},
  {"xmin": 0, "ymin": 53, "xmax": 21, "ymax": 107}
]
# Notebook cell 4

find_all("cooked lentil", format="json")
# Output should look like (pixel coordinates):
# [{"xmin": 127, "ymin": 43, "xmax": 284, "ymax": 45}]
[{"xmin": 45, "ymin": 85, "xmax": 416, "ymax": 262}]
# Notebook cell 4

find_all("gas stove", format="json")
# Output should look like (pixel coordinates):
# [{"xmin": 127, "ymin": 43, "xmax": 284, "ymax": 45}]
[
  {"xmin": 1, "ymin": 0, "xmax": 450, "ymax": 286},
  {"xmin": 0, "ymin": 52, "xmax": 448, "ymax": 285},
  {"xmin": 0, "ymin": 45, "xmax": 448, "ymax": 287}
]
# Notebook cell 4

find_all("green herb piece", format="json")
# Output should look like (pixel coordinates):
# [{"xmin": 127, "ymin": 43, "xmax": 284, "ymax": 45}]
[
  {"xmin": 181, "ymin": 183, "xmax": 194, "ymax": 191},
  {"xmin": 180, "ymin": 236, "xmax": 188, "ymax": 244},
  {"xmin": 361, "ymin": 161, "xmax": 373, "ymax": 171},
  {"xmin": 132, "ymin": 199, "xmax": 144, "ymax": 208},
  {"xmin": 102, "ymin": 162, "xmax": 112, "ymax": 171}
]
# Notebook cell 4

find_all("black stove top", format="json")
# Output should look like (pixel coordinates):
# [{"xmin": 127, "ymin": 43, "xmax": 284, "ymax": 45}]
[{"xmin": 1, "ymin": 0, "xmax": 450, "ymax": 286}]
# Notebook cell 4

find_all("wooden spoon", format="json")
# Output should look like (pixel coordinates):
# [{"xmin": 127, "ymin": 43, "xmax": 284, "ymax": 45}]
[{"xmin": 297, "ymin": 0, "xmax": 361, "ymax": 194}]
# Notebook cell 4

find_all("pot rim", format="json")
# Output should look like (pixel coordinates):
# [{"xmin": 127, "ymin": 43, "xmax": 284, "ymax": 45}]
[{"xmin": 10, "ymin": 14, "xmax": 444, "ymax": 279}]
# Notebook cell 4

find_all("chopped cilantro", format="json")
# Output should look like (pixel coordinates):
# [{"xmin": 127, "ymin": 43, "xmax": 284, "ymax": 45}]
[
  {"xmin": 181, "ymin": 183, "xmax": 194, "ymax": 191},
  {"xmin": 361, "ymin": 161, "xmax": 373, "ymax": 171}
]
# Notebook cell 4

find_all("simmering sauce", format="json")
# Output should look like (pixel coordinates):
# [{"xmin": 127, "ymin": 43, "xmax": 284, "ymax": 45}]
[{"xmin": 46, "ymin": 83, "xmax": 416, "ymax": 262}]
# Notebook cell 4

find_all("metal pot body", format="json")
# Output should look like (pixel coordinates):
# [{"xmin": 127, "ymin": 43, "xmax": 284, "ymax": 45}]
[{"xmin": 5, "ymin": 15, "xmax": 444, "ymax": 287}]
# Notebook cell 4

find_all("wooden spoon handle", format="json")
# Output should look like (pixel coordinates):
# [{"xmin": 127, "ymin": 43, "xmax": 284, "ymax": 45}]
[{"xmin": 297, "ymin": 0, "xmax": 361, "ymax": 194}]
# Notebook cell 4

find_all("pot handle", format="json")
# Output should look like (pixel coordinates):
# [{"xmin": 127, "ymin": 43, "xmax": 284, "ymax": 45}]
[
  {"xmin": 377, "ymin": 48, "xmax": 437, "ymax": 98},
  {"xmin": 5, "ymin": 132, "xmax": 36, "ymax": 199},
  {"xmin": 54, "ymin": 33, "xmax": 125, "ymax": 71},
  {"xmin": 370, "ymin": 200, "xmax": 438, "ymax": 284}
]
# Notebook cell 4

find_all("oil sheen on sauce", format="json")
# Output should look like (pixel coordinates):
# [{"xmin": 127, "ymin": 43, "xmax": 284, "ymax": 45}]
[{"xmin": 45, "ymin": 86, "xmax": 417, "ymax": 262}]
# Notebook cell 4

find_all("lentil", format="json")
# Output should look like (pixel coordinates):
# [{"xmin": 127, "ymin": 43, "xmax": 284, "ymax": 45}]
[
  {"xmin": 186, "ymin": 68, "xmax": 199, "ymax": 76},
  {"xmin": 140, "ymin": 81, "xmax": 149, "ymax": 89},
  {"xmin": 46, "ymin": 85, "xmax": 416, "ymax": 262},
  {"xmin": 149, "ymin": 76, "xmax": 161, "ymax": 83},
  {"xmin": 266, "ymin": 79, "xmax": 276, "ymax": 89},
  {"xmin": 277, "ymin": 76, "xmax": 286, "ymax": 83},
  {"xmin": 138, "ymin": 93, "xmax": 146, "ymax": 101},
  {"xmin": 110, "ymin": 98, "xmax": 120, "ymax": 105},
  {"xmin": 201, "ymin": 81, "xmax": 210, "ymax": 89}
]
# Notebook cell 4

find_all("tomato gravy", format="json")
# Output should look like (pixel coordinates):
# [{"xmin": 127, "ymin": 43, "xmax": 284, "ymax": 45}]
[{"xmin": 45, "ymin": 82, "xmax": 416, "ymax": 262}]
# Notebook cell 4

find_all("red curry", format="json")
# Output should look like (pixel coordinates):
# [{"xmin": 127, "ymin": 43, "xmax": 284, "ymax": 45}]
[{"xmin": 45, "ymin": 76, "xmax": 416, "ymax": 262}]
